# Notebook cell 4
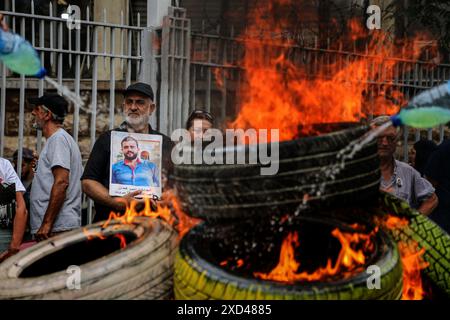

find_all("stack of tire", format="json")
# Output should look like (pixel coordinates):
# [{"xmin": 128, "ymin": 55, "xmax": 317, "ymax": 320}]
[
  {"xmin": 174, "ymin": 123, "xmax": 380, "ymax": 220},
  {"xmin": 173, "ymin": 123, "xmax": 450, "ymax": 300},
  {"xmin": 0, "ymin": 218, "xmax": 177, "ymax": 299}
]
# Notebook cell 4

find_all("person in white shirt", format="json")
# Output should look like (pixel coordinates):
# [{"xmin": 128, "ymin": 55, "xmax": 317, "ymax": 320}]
[{"xmin": 0, "ymin": 157, "xmax": 28, "ymax": 263}]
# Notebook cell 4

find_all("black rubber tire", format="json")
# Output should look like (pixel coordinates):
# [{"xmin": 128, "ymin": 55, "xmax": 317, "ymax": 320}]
[
  {"xmin": 0, "ymin": 217, "xmax": 178, "ymax": 300},
  {"xmin": 174, "ymin": 220, "xmax": 403, "ymax": 300},
  {"xmin": 377, "ymin": 192, "xmax": 450, "ymax": 297},
  {"xmin": 173, "ymin": 123, "xmax": 380, "ymax": 221}
]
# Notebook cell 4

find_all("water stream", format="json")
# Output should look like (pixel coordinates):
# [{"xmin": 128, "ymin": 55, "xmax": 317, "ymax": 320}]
[
  {"xmin": 44, "ymin": 76, "xmax": 88, "ymax": 113},
  {"xmin": 293, "ymin": 121, "xmax": 393, "ymax": 216}
]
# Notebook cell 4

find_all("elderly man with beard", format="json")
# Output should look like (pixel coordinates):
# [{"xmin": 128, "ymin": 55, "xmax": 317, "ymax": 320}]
[
  {"xmin": 111, "ymin": 136, "xmax": 159, "ymax": 187},
  {"xmin": 81, "ymin": 83, "xmax": 174, "ymax": 222}
]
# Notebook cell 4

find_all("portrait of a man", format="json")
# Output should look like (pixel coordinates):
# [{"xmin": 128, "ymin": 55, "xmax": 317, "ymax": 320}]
[{"xmin": 111, "ymin": 136, "xmax": 160, "ymax": 187}]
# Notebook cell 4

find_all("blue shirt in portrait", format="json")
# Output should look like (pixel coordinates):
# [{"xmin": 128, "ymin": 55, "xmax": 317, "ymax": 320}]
[{"xmin": 111, "ymin": 159, "xmax": 160, "ymax": 187}]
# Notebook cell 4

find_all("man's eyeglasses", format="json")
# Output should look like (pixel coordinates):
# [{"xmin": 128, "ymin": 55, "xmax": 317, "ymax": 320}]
[{"xmin": 124, "ymin": 98, "xmax": 149, "ymax": 108}]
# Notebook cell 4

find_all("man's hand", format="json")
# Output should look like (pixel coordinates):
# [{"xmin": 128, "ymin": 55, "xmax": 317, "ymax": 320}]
[
  {"xmin": 115, "ymin": 190, "xmax": 141, "ymax": 211},
  {"xmin": 115, "ymin": 191, "xmax": 157, "ymax": 212},
  {"xmin": 0, "ymin": 14, "xmax": 9, "ymax": 32},
  {"xmin": 35, "ymin": 222, "xmax": 53, "ymax": 242},
  {"xmin": 0, "ymin": 248, "xmax": 19, "ymax": 263}
]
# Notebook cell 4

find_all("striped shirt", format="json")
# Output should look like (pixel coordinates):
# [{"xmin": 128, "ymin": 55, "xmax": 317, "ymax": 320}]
[{"xmin": 380, "ymin": 159, "xmax": 435, "ymax": 209}]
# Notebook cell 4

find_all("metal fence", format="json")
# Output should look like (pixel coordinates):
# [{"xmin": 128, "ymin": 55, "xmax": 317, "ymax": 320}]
[
  {"xmin": 156, "ymin": 6, "xmax": 191, "ymax": 135},
  {"xmin": 188, "ymin": 30, "xmax": 450, "ymax": 160},
  {"xmin": 0, "ymin": 1, "xmax": 147, "ymax": 160},
  {"xmin": 0, "ymin": 0, "xmax": 147, "ymax": 223}
]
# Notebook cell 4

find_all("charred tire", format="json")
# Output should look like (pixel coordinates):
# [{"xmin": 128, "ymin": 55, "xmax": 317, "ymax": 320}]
[
  {"xmin": 0, "ymin": 217, "xmax": 178, "ymax": 300},
  {"xmin": 379, "ymin": 193, "xmax": 450, "ymax": 297},
  {"xmin": 174, "ymin": 123, "xmax": 380, "ymax": 221},
  {"xmin": 174, "ymin": 222, "xmax": 403, "ymax": 300}
]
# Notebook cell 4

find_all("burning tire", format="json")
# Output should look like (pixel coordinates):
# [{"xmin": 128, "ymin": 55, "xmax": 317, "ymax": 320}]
[
  {"xmin": 0, "ymin": 217, "xmax": 177, "ymax": 300},
  {"xmin": 174, "ymin": 219, "xmax": 403, "ymax": 300},
  {"xmin": 174, "ymin": 123, "xmax": 379, "ymax": 221},
  {"xmin": 379, "ymin": 193, "xmax": 450, "ymax": 297}
]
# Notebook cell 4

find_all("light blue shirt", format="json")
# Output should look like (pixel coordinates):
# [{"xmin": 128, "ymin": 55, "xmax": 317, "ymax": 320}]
[
  {"xmin": 380, "ymin": 160, "xmax": 435, "ymax": 209},
  {"xmin": 112, "ymin": 159, "xmax": 159, "ymax": 187}
]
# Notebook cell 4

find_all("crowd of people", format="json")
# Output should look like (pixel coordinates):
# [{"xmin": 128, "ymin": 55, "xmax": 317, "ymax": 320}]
[
  {"xmin": 0, "ymin": 82, "xmax": 215, "ymax": 263},
  {"xmin": 1, "ymin": 87, "xmax": 449, "ymax": 264},
  {"xmin": 0, "ymin": 13, "xmax": 448, "ymax": 266}
]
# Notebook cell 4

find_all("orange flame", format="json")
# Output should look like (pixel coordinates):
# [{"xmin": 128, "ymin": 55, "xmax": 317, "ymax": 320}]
[
  {"xmin": 398, "ymin": 241, "xmax": 429, "ymax": 300},
  {"xmin": 229, "ymin": 0, "xmax": 429, "ymax": 141},
  {"xmin": 84, "ymin": 190, "xmax": 200, "ymax": 242},
  {"xmin": 383, "ymin": 215, "xmax": 409, "ymax": 229},
  {"xmin": 114, "ymin": 233, "xmax": 127, "ymax": 249},
  {"xmin": 381, "ymin": 215, "xmax": 429, "ymax": 300},
  {"xmin": 212, "ymin": 67, "xmax": 232, "ymax": 90},
  {"xmin": 82, "ymin": 227, "xmax": 106, "ymax": 241},
  {"xmin": 254, "ymin": 227, "xmax": 375, "ymax": 282}
]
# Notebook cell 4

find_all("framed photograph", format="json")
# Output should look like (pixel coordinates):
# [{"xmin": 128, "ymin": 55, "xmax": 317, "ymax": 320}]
[{"xmin": 109, "ymin": 131, "xmax": 162, "ymax": 198}]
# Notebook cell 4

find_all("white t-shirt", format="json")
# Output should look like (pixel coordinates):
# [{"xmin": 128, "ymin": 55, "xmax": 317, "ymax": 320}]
[{"xmin": 0, "ymin": 157, "xmax": 25, "ymax": 192}]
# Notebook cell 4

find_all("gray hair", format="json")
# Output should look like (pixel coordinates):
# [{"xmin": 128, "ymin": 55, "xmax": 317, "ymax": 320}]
[{"xmin": 370, "ymin": 115, "xmax": 402, "ymax": 137}]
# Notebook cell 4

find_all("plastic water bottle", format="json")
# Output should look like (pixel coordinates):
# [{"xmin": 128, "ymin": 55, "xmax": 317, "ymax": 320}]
[
  {"xmin": 0, "ymin": 29, "xmax": 46, "ymax": 78},
  {"xmin": 391, "ymin": 81, "xmax": 450, "ymax": 128}
]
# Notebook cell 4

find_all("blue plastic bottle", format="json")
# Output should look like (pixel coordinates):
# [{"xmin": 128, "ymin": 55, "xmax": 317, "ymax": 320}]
[
  {"xmin": 0, "ymin": 29, "xmax": 46, "ymax": 78},
  {"xmin": 391, "ymin": 81, "xmax": 450, "ymax": 128}
]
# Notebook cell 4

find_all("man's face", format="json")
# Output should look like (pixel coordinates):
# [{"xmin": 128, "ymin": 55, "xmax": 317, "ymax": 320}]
[
  {"xmin": 189, "ymin": 119, "xmax": 213, "ymax": 141},
  {"xmin": 122, "ymin": 140, "xmax": 139, "ymax": 161},
  {"xmin": 122, "ymin": 93, "xmax": 155, "ymax": 129},
  {"xmin": 31, "ymin": 105, "xmax": 49, "ymax": 130},
  {"xmin": 377, "ymin": 126, "xmax": 398, "ymax": 158}
]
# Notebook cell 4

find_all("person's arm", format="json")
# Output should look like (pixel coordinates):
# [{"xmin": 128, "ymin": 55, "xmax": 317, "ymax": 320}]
[
  {"xmin": 418, "ymin": 192, "xmax": 438, "ymax": 216},
  {"xmin": 35, "ymin": 166, "xmax": 69, "ymax": 241},
  {"xmin": 0, "ymin": 191, "xmax": 27, "ymax": 262},
  {"xmin": 10, "ymin": 191, "xmax": 28, "ymax": 249}
]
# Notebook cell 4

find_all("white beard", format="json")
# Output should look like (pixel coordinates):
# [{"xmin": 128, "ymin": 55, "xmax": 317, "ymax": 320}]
[
  {"xmin": 32, "ymin": 121, "xmax": 43, "ymax": 131},
  {"xmin": 124, "ymin": 113, "xmax": 150, "ymax": 132}
]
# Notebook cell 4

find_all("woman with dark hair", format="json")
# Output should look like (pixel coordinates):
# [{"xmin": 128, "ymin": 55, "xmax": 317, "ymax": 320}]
[{"xmin": 410, "ymin": 139, "xmax": 438, "ymax": 176}]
